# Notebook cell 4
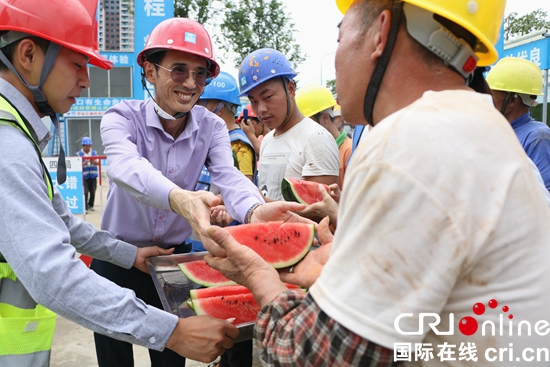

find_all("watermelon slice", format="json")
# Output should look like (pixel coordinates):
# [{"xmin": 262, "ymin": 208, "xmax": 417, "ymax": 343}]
[
  {"xmin": 225, "ymin": 222, "xmax": 314, "ymax": 268},
  {"xmin": 178, "ymin": 260, "xmax": 236, "ymax": 287},
  {"xmin": 281, "ymin": 177, "xmax": 329, "ymax": 205},
  {"xmin": 191, "ymin": 293, "xmax": 260, "ymax": 325},
  {"xmin": 189, "ymin": 283, "xmax": 302, "ymax": 300}
]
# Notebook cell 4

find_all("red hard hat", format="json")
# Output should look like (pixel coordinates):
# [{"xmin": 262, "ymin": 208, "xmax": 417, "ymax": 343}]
[
  {"xmin": 236, "ymin": 103, "xmax": 257, "ymax": 123},
  {"xmin": 137, "ymin": 18, "xmax": 220, "ymax": 78},
  {"xmin": 0, "ymin": 0, "xmax": 112, "ymax": 70}
]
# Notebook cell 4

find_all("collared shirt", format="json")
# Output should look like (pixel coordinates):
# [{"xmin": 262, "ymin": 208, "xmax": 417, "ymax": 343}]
[
  {"xmin": 510, "ymin": 112, "xmax": 550, "ymax": 191},
  {"xmin": 0, "ymin": 79, "xmax": 176, "ymax": 350},
  {"xmin": 100, "ymin": 99, "xmax": 264, "ymax": 247}
]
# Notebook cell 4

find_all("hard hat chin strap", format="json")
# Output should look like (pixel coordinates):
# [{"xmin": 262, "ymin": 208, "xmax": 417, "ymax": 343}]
[
  {"xmin": 363, "ymin": 0, "xmax": 403, "ymax": 126},
  {"xmin": 0, "ymin": 41, "xmax": 67, "ymax": 184},
  {"xmin": 281, "ymin": 77, "xmax": 292, "ymax": 126},
  {"xmin": 140, "ymin": 70, "xmax": 188, "ymax": 120}
]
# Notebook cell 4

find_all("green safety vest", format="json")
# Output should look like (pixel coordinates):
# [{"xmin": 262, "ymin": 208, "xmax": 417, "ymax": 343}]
[{"xmin": 0, "ymin": 95, "xmax": 56, "ymax": 366}]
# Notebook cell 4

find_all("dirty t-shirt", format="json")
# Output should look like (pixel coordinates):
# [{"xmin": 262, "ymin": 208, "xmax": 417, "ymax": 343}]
[
  {"xmin": 310, "ymin": 90, "xmax": 550, "ymax": 366},
  {"xmin": 258, "ymin": 117, "xmax": 339, "ymax": 200}
]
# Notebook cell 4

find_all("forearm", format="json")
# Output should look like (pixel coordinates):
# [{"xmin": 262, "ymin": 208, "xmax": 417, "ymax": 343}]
[{"xmin": 255, "ymin": 292, "xmax": 397, "ymax": 367}]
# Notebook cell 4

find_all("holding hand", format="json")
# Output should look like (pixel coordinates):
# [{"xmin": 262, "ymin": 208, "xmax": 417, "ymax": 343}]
[
  {"xmin": 134, "ymin": 246, "xmax": 175, "ymax": 274},
  {"xmin": 169, "ymin": 188, "xmax": 221, "ymax": 250},
  {"xmin": 279, "ymin": 217, "xmax": 333, "ymax": 289},
  {"xmin": 210, "ymin": 205, "xmax": 235, "ymax": 227},
  {"xmin": 166, "ymin": 315, "xmax": 239, "ymax": 363},
  {"xmin": 300, "ymin": 185, "xmax": 339, "ymax": 226},
  {"xmin": 249, "ymin": 201, "xmax": 313, "ymax": 225},
  {"xmin": 204, "ymin": 226, "xmax": 288, "ymax": 308}
]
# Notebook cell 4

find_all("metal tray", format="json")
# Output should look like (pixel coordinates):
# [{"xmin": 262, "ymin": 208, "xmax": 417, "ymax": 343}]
[{"xmin": 146, "ymin": 252, "xmax": 254, "ymax": 342}]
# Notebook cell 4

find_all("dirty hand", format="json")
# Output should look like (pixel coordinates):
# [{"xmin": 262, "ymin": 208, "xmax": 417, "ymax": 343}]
[
  {"xmin": 210, "ymin": 205, "xmax": 234, "ymax": 227},
  {"xmin": 134, "ymin": 246, "xmax": 174, "ymax": 274},
  {"xmin": 249, "ymin": 201, "xmax": 314, "ymax": 225},
  {"xmin": 166, "ymin": 316, "xmax": 238, "ymax": 362},
  {"xmin": 279, "ymin": 216, "xmax": 333, "ymax": 289},
  {"xmin": 169, "ymin": 188, "xmax": 221, "ymax": 249},
  {"xmin": 204, "ymin": 226, "xmax": 287, "ymax": 307}
]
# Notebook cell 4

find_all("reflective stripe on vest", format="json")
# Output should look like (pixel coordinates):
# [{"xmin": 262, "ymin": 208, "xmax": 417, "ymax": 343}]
[
  {"xmin": 0, "ymin": 97, "xmax": 56, "ymax": 365},
  {"xmin": 0, "ymin": 97, "xmax": 53, "ymax": 200}
]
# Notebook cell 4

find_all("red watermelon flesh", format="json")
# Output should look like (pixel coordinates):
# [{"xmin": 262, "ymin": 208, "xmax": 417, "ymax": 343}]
[
  {"xmin": 225, "ymin": 222, "xmax": 314, "ymax": 268},
  {"xmin": 191, "ymin": 293, "xmax": 260, "ymax": 325},
  {"xmin": 189, "ymin": 283, "xmax": 302, "ymax": 300},
  {"xmin": 178, "ymin": 260, "xmax": 236, "ymax": 287},
  {"xmin": 281, "ymin": 177, "xmax": 329, "ymax": 205}
]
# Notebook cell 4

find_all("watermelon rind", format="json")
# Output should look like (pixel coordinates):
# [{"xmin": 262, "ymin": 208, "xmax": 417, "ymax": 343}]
[
  {"xmin": 225, "ymin": 222, "xmax": 314, "ymax": 269},
  {"xmin": 178, "ymin": 261, "xmax": 236, "ymax": 287},
  {"xmin": 281, "ymin": 177, "xmax": 305, "ymax": 204},
  {"xmin": 281, "ymin": 177, "xmax": 329, "ymax": 206}
]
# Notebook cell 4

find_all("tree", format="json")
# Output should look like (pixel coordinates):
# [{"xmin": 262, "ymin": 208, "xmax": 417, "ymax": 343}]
[
  {"xmin": 216, "ymin": 0, "xmax": 306, "ymax": 69},
  {"xmin": 326, "ymin": 79, "xmax": 336, "ymax": 97},
  {"xmin": 174, "ymin": 0, "xmax": 221, "ymax": 25},
  {"xmin": 504, "ymin": 9, "xmax": 550, "ymax": 40}
]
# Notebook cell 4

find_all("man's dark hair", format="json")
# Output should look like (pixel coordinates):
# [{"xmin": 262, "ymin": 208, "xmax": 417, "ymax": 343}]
[
  {"xmin": 0, "ymin": 33, "xmax": 50, "ymax": 71},
  {"xmin": 143, "ymin": 50, "xmax": 167, "ymax": 71}
]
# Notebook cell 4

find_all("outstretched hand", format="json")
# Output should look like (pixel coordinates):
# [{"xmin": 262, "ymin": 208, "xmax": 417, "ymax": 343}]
[
  {"xmin": 204, "ymin": 226, "xmax": 288, "ymax": 308},
  {"xmin": 134, "ymin": 246, "xmax": 175, "ymax": 274},
  {"xmin": 169, "ymin": 188, "xmax": 221, "ymax": 249},
  {"xmin": 279, "ymin": 216, "xmax": 333, "ymax": 288},
  {"xmin": 210, "ymin": 205, "xmax": 234, "ymax": 227},
  {"xmin": 250, "ymin": 201, "xmax": 314, "ymax": 225},
  {"xmin": 300, "ymin": 184, "xmax": 339, "ymax": 226}
]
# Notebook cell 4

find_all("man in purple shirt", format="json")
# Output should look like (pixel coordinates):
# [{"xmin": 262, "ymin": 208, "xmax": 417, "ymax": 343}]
[{"xmin": 95, "ymin": 18, "xmax": 306, "ymax": 367}]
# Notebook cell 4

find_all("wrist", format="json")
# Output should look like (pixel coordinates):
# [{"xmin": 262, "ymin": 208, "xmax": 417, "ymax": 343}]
[
  {"xmin": 247, "ymin": 270, "xmax": 287, "ymax": 308},
  {"xmin": 244, "ymin": 203, "xmax": 261, "ymax": 224}
]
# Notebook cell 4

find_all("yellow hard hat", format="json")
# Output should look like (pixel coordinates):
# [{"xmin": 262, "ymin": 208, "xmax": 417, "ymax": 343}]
[
  {"xmin": 295, "ymin": 84, "xmax": 337, "ymax": 118},
  {"xmin": 333, "ymin": 104, "xmax": 341, "ymax": 116},
  {"xmin": 486, "ymin": 57, "xmax": 544, "ymax": 96},
  {"xmin": 335, "ymin": 0, "xmax": 505, "ymax": 66}
]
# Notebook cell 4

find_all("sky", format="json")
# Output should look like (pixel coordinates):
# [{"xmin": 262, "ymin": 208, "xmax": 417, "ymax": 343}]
[{"xmin": 216, "ymin": 0, "xmax": 550, "ymax": 87}]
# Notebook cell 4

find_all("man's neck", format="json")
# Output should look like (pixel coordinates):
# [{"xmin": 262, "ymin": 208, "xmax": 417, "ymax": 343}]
[{"xmin": 160, "ymin": 115, "xmax": 188, "ymax": 139}]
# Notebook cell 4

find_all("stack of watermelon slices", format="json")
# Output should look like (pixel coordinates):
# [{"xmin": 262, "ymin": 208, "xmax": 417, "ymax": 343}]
[
  {"xmin": 187, "ymin": 284, "xmax": 302, "ymax": 325},
  {"xmin": 178, "ymin": 221, "xmax": 313, "ymax": 324}
]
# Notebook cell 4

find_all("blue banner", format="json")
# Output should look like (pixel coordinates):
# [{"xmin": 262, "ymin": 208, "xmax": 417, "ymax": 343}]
[
  {"xmin": 43, "ymin": 157, "xmax": 85, "ymax": 215},
  {"xmin": 502, "ymin": 38, "xmax": 550, "ymax": 70}
]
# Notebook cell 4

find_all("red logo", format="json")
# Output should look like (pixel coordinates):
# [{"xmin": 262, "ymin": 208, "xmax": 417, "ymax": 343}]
[{"xmin": 459, "ymin": 299, "xmax": 513, "ymax": 336}]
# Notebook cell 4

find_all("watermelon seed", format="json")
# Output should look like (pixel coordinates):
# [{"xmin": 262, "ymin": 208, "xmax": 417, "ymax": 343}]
[{"xmin": 255, "ymin": 235, "xmax": 258, "ymax": 240}]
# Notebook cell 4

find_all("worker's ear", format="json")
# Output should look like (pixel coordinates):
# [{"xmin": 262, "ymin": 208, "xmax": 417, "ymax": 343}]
[{"xmin": 14, "ymin": 38, "xmax": 44, "ymax": 84}]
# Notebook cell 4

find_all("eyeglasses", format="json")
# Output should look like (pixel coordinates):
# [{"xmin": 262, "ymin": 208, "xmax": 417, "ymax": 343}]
[{"xmin": 153, "ymin": 63, "xmax": 212, "ymax": 87}]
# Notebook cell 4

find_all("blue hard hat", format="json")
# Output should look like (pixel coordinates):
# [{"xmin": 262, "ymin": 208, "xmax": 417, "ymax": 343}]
[
  {"xmin": 238, "ymin": 48, "xmax": 297, "ymax": 96},
  {"xmin": 82, "ymin": 137, "xmax": 92, "ymax": 145},
  {"xmin": 199, "ymin": 71, "xmax": 241, "ymax": 106}
]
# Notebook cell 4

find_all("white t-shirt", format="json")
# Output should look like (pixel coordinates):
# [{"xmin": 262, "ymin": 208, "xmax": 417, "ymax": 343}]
[
  {"xmin": 258, "ymin": 117, "xmax": 339, "ymax": 200},
  {"xmin": 310, "ymin": 90, "xmax": 550, "ymax": 366}
]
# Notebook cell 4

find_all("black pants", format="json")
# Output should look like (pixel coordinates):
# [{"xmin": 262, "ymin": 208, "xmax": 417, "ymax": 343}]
[
  {"xmin": 83, "ymin": 177, "xmax": 97, "ymax": 209},
  {"xmin": 220, "ymin": 339, "xmax": 253, "ymax": 367},
  {"xmin": 90, "ymin": 245, "xmax": 189, "ymax": 367}
]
